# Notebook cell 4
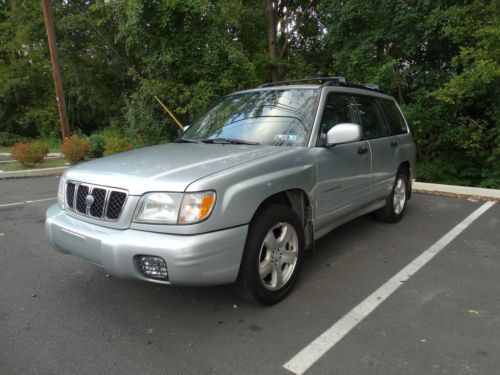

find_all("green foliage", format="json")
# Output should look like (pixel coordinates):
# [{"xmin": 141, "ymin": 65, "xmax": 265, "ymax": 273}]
[
  {"xmin": 0, "ymin": 132, "xmax": 30, "ymax": 147},
  {"xmin": 88, "ymin": 133, "xmax": 105, "ymax": 158},
  {"xmin": 12, "ymin": 140, "xmax": 49, "ymax": 167},
  {"xmin": 61, "ymin": 135, "xmax": 91, "ymax": 164},
  {"xmin": 0, "ymin": 0, "xmax": 498, "ymax": 187},
  {"xmin": 311, "ymin": 0, "xmax": 499, "ymax": 188},
  {"xmin": 103, "ymin": 135, "xmax": 132, "ymax": 156}
]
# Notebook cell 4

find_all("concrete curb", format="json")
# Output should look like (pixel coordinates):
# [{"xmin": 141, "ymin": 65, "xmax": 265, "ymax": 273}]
[
  {"xmin": 413, "ymin": 181, "xmax": 500, "ymax": 202},
  {"xmin": 0, "ymin": 166, "xmax": 67, "ymax": 179}
]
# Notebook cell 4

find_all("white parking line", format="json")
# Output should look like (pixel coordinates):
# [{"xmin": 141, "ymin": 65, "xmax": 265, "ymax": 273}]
[
  {"xmin": 283, "ymin": 201, "xmax": 495, "ymax": 375},
  {"xmin": 0, "ymin": 197, "xmax": 56, "ymax": 208}
]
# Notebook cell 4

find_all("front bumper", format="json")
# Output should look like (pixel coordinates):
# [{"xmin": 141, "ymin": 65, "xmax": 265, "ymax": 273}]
[{"xmin": 45, "ymin": 204, "xmax": 248, "ymax": 286}]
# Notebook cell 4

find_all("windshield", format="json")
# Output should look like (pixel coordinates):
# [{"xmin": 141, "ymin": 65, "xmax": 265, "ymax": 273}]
[{"xmin": 181, "ymin": 88, "xmax": 320, "ymax": 146}]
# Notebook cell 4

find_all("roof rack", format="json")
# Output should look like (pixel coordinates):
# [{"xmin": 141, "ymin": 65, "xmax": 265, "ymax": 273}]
[
  {"xmin": 349, "ymin": 83, "xmax": 381, "ymax": 91},
  {"xmin": 258, "ymin": 77, "xmax": 381, "ymax": 92},
  {"xmin": 258, "ymin": 76, "xmax": 347, "ymax": 88}
]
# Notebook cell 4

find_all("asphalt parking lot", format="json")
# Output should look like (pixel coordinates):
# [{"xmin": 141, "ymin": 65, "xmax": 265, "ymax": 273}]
[{"xmin": 1, "ymin": 176, "xmax": 499, "ymax": 375}]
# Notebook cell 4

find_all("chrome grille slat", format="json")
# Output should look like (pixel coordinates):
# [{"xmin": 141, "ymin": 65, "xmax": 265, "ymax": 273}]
[{"xmin": 65, "ymin": 181, "xmax": 128, "ymax": 222}]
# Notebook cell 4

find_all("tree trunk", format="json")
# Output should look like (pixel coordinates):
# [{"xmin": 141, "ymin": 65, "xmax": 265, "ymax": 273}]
[{"xmin": 266, "ymin": 0, "xmax": 280, "ymax": 82}]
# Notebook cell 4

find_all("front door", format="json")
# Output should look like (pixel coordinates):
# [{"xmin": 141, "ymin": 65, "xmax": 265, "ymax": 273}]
[{"xmin": 315, "ymin": 92, "xmax": 371, "ymax": 232}]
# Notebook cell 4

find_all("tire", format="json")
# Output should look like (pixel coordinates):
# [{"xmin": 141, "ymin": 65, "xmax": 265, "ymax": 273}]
[
  {"xmin": 231, "ymin": 204, "xmax": 305, "ymax": 305},
  {"xmin": 375, "ymin": 170, "xmax": 409, "ymax": 223}
]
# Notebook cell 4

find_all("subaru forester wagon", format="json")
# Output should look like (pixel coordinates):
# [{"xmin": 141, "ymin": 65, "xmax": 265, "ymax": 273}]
[{"xmin": 46, "ymin": 77, "xmax": 416, "ymax": 305}]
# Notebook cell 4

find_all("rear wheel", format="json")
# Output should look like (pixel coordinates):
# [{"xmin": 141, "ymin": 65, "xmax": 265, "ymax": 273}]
[
  {"xmin": 375, "ymin": 171, "xmax": 409, "ymax": 223},
  {"xmin": 231, "ymin": 204, "xmax": 304, "ymax": 305}
]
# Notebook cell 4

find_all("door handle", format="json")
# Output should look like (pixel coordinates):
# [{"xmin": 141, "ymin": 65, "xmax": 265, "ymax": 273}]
[
  {"xmin": 357, "ymin": 146, "xmax": 368, "ymax": 155},
  {"xmin": 390, "ymin": 140, "xmax": 398, "ymax": 147}
]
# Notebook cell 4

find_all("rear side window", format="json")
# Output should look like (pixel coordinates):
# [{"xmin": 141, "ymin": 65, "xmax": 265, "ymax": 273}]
[
  {"xmin": 378, "ymin": 99, "xmax": 408, "ymax": 135},
  {"xmin": 352, "ymin": 95, "xmax": 389, "ymax": 139}
]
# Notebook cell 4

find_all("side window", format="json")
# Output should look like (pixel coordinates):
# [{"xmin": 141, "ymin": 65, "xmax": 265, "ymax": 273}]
[
  {"xmin": 378, "ymin": 99, "xmax": 408, "ymax": 135},
  {"xmin": 320, "ymin": 93, "xmax": 357, "ymax": 135},
  {"xmin": 353, "ymin": 96, "xmax": 389, "ymax": 139}
]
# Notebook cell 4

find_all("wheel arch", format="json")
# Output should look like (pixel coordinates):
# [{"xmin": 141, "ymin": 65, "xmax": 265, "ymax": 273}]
[
  {"xmin": 251, "ymin": 189, "xmax": 315, "ymax": 253},
  {"xmin": 398, "ymin": 160, "xmax": 412, "ymax": 199}
]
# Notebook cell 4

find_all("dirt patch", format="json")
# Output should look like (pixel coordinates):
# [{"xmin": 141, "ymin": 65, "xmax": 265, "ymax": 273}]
[{"xmin": 413, "ymin": 188, "xmax": 500, "ymax": 203}]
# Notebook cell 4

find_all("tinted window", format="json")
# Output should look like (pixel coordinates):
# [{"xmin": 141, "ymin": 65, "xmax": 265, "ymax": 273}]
[
  {"xmin": 378, "ymin": 99, "xmax": 408, "ymax": 135},
  {"xmin": 353, "ymin": 96, "xmax": 389, "ymax": 139},
  {"xmin": 320, "ymin": 93, "xmax": 357, "ymax": 133}
]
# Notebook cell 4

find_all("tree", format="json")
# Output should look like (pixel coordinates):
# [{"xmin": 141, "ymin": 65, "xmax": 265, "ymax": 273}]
[
  {"xmin": 265, "ymin": 0, "xmax": 316, "ymax": 82},
  {"xmin": 0, "ymin": 0, "xmax": 498, "ymax": 187}
]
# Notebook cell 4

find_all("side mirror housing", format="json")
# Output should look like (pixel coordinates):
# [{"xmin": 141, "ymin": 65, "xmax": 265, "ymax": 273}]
[{"xmin": 326, "ymin": 123, "xmax": 362, "ymax": 146}]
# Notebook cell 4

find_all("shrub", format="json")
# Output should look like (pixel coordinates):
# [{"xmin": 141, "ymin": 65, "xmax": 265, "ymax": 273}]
[
  {"xmin": 0, "ymin": 132, "xmax": 30, "ymax": 146},
  {"xmin": 12, "ymin": 140, "xmax": 49, "ymax": 167},
  {"xmin": 61, "ymin": 135, "xmax": 91, "ymax": 164},
  {"xmin": 88, "ymin": 134, "xmax": 105, "ymax": 158},
  {"xmin": 104, "ymin": 135, "xmax": 132, "ymax": 156}
]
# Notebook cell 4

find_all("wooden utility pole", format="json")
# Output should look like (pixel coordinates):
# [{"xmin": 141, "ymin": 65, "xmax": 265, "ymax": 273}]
[{"xmin": 41, "ymin": 0, "xmax": 70, "ymax": 139}]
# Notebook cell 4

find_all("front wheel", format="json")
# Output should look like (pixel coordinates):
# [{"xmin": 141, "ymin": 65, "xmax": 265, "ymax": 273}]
[
  {"xmin": 375, "ymin": 171, "xmax": 409, "ymax": 223},
  {"xmin": 231, "ymin": 204, "xmax": 304, "ymax": 305}
]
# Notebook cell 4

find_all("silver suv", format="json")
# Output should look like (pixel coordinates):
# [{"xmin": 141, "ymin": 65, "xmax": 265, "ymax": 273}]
[{"xmin": 46, "ymin": 77, "xmax": 416, "ymax": 305}]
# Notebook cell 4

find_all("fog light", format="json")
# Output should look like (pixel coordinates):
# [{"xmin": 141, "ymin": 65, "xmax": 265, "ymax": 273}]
[{"xmin": 135, "ymin": 255, "xmax": 168, "ymax": 280}]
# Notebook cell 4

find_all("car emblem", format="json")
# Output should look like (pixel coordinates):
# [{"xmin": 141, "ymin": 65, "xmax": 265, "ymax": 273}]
[{"xmin": 85, "ymin": 194, "xmax": 95, "ymax": 207}]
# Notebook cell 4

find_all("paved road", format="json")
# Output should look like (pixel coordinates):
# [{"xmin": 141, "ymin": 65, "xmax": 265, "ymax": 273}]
[{"xmin": 1, "ymin": 176, "xmax": 498, "ymax": 374}]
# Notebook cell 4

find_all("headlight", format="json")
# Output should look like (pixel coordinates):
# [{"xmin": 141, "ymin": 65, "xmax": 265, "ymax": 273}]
[
  {"xmin": 133, "ymin": 191, "xmax": 216, "ymax": 225},
  {"xmin": 133, "ymin": 193, "xmax": 183, "ymax": 224},
  {"xmin": 57, "ymin": 176, "xmax": 66, "ymax": 208}
]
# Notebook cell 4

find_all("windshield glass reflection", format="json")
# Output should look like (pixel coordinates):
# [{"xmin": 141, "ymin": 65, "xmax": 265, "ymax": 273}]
[{"xmin": 182, "ymin": 89, "xmax": 320, "ymax": 146}]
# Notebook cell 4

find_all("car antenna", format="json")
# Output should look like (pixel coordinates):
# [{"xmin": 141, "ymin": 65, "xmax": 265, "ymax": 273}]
[{"xmin": 154, "ymin": 96, "xmax": 185, "ymax": 131}]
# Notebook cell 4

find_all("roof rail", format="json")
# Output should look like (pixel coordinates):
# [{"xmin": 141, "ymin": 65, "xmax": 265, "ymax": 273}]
[
  {"xmin": 258, "ymin": 77, "xmax": 382, "ymax": 92},
  {"xmin": 361, "ymin": 83, "xmax": 380, "ymax": 91},
  {"xmin": 259, "ymin": 76, "xmax": 347, "ymax": 88}
]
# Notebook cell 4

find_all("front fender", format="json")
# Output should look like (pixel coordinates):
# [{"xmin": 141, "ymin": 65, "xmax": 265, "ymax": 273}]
[{"xmin": 186, "ymin": 148, "xmax": 317, "ymax": 233}]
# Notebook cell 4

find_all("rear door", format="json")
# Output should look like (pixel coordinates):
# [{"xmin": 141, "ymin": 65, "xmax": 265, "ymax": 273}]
[
  {"xmin": 352, "ymin": 95, "xmax": 398, "ymax": 201},
  {"xmin": 315, "ymin": 91, "xmax": 371, "ymax": 231}
]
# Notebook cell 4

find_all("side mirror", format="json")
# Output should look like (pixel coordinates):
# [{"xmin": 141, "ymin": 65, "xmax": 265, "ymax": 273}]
[{"xmin": 326, "ymin": 123, "xmax": 362, "ymax": 146}]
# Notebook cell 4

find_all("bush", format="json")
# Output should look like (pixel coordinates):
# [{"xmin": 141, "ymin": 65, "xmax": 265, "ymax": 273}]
[
  {"xmin": 0, "ymin": 132, "xmax": 30, "ymax": 147},
  {"xmin": 104, "ymin": 135, "xmax": 132, "ymax": 156},
  {"xmin": 88, "ymin": 134, "xmax": 105, "ymax": 158},
  {"xmin": 12, "ymin": 140, "xmax": 49, "ymax": 167},
  {"xmin": 61, "ymin": 135, "xmax": 91, "ymax": 164}
]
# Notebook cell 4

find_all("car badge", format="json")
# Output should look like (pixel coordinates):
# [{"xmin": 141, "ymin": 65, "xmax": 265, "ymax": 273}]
[{"xmin": 85, "ymin": 194, "xmax": 95, "ymax": 207}]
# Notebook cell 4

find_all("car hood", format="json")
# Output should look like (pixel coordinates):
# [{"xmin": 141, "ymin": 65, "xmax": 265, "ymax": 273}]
[{"xmin": 64, "ymin": 143, "xmax": 289, "ymax": 195}]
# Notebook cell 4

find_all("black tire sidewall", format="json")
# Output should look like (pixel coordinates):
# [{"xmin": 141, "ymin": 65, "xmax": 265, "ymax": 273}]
[{"xmin": 239, "ymin": 204, "xmax": 305, "ymax": 305}]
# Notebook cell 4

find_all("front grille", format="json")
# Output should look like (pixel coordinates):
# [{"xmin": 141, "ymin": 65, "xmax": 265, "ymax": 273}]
[
  {"xmin": 90, "ymin": 188, "xmax": 106, "ymax": 217},
  {"xmin": 75, "ymin": 185, "xmax": 89, "ymax": 213},
  {"xmin": 66, "ymin": 183, "xmax": 75, "ymax": 208},
  {"xmin": 107, "ymin": 191, "xmax": 127, "ymax": 220},
  {"xmin": 65, "ymin": 181, "xmax": 128, "ymax": 221}
]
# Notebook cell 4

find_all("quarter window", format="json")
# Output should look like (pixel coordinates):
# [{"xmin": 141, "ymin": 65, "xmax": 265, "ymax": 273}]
[{"xmin": 353, "ymin": 96, "xmax": 389, "ymax": 139}]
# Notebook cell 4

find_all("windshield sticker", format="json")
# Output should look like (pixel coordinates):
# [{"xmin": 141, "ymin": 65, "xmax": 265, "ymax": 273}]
[{"xmin": 274, "ymin": 134, "xmax": 297, "ymax": 142}]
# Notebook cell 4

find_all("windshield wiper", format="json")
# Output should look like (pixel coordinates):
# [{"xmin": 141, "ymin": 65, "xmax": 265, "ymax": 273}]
[
  {"xmin": 174, "ymin": 138, "xmax": 201, "ymax": 143},
  {"xmin": 201, "ymin": 138, "xmax": 260, "ymax": 145}
]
